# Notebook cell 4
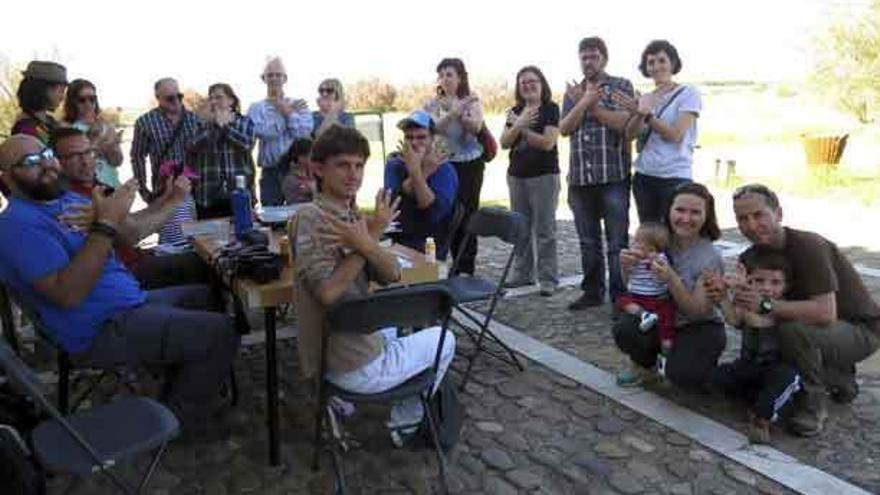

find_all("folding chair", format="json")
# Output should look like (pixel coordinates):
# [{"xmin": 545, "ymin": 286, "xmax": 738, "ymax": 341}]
[
  {"xmin": 0, "ymin": 283, "xmax": 123, "ymax": 414},
  {"xmin": 439, "ymin": 207, "xmax": 527, "ymax": 390},
  {"xmin": 312, "ymin": 284, "xmax": 455, "ymax": 495},
  {"xmin": 0, "ymin": 340, "xmax": 179, "ymax": 494}
]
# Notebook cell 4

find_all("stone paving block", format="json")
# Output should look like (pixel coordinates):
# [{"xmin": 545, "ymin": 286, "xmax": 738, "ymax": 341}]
[
  {"xmin": 608, "ymin": 471, "xmax": 647, "ymax": 494},
  {"xmin": 481, "ymin": 447, "xmax": 516, "ymax": 471}
]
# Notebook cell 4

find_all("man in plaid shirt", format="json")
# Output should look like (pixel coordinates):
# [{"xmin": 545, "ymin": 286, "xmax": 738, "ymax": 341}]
[{"xmin": 559, "ymin": 37, "xmax": 635, "ymax": 311}]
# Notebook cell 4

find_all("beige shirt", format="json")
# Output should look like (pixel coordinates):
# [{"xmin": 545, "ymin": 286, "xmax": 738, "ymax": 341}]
[{"xmin": 289, "ymin": 195, "xmax": 390, "ymax": 377}]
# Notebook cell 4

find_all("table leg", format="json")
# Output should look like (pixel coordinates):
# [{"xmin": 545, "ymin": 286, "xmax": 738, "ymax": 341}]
[{"xmin": 265, "ymin": 307, "xmax": 280, "ymax": 466}]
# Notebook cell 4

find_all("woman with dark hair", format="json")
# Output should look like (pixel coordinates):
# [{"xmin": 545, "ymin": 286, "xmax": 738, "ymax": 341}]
[
  {"xmin": 424, "ymin": 58, "xmax": 485, "ymax": 275},
  {"xmin": 499, "ymin": 66, "xmax": 560, "ymax": 295},
  {"xmin": 613, "ymin": 40, "xmax": 703, "ymax": 223},
  {"xmin": 613, "ymin": 182, "xmax": 725, "ymax": 389},
  {"xmin": 190, "ymin": 83, "xmax": 256, "ymax": 219},
  {"xmin": 312, "ymin": 78, "xmax": 355, "ymax": 138},
  {"xmin": 62, "ymin": 78, "xmax": 124, "ymax": 187},
  {"xmin": 11, "ymin": 61, "xmax": 68, "ymax": 145}
]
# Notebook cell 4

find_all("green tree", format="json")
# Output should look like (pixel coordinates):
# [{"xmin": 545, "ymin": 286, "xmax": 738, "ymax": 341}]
[
  {"xmin": 811, "ymin": 0, "xmax": 880, "ymax": 123},
  {"xmin": 0, "ymin": 58, "xmax": 22, "ymax": 137},
  {"xmin": 348, "ymin": 78, "xmax": 397, "ymax": 112}
]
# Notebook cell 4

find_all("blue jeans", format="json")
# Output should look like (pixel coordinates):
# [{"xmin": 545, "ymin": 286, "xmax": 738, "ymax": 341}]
[
  {"xmin": 632, "ymin": 173, "xmax": 691, "ymax": 223},
  {"xmin": 259, "ymin": 167, "xmax": 284, "ymax": 206},
  {"xmin": 567, "ymin": 179, "xmax": 630, "ymax": 303}
]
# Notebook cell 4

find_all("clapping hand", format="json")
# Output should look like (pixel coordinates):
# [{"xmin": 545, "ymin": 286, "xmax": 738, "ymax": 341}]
[
  {"xmin": 513, "ymin": 107, "xmax": 539, "ymax": 130},
  {"xmin": 650, "ymin": 254, "xmax": 676, "ymax": 283},
  {"xmin": 320, "ymin": 213, "xmax": 372, "ymax": 253},
  {"xmin": 398, "ymin": 139, "xmax": 425, "ymax": 177},
  {"xmin": 92, "ymin": 179, "xmax": 137, "ymax": 229},
  {"xmin": 619, "ymin": 246, "xmax": 647, "ymax": 274},
  {"xmin": 366, "ymin": 188, "xmax": 400, "ymax": 239},
  {"xmin": 156, "ymin": 175, "xmax": 192, "ymax": 205},
  {"xmin": 610, "ymin": 90, "xmax": 639, "ymax": 113},
  {"xmin": 422, "ymin": 143, "xmax": 448, "ymax": 178},
  {"xmin": 59, "ymin": 202, "xmax": 95, "ymax": 232}
]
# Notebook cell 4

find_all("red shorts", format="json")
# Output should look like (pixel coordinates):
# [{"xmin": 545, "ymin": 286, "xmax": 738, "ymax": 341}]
[{"xmin": 617, "ymin": 293, "xmax": 676, "ymax": 343}]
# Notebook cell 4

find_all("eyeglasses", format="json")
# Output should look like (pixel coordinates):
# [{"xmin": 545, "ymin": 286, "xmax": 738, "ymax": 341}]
[
  {"xmin": 58, "ymin": 149, "xmax": 97, "ymax": 163},
  {"xmin": 404, "ymin": 133, "xmax": 430, "ymax": 142},
  {"xmin": 264, "ymin": 72, "xmax": 285, "ymax": 78},
  {"xmin": 77, "ymin": 95, "xmax": 97, "ymax": 104},
  {"xmin": 14, "ymin": 148, "xmax": 56, "ymax": 169},
  {"xmin": 161, "ymin": 93, "xmax": 183, "ymax": 103},
  {"xmin": 318, "ymin": 87, "xmax": 335, "ymax": 95},
  {"xmin": 519, "ymin": 79, "xmax": 541, "ymax": 86}
]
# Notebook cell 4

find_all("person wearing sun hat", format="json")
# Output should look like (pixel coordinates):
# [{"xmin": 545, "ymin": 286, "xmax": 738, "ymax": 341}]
[
  {"xmin": 11, "ymin": 61, "xmax": 69, "ymax": 145},
  {"xmin": 383, "ymin": 110, "xmax": 458, "ymax": 259}
]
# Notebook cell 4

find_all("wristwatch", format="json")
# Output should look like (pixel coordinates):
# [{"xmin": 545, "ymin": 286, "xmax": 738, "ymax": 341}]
[{"xmin": 757, "ymin": 296, "xmax": 774, "ymax": 315}]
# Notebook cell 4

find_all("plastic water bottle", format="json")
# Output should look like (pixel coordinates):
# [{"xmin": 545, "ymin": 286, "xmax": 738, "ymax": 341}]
[
  {"xmin": 425, "ymin": 237, "xmax": 437, "ymax": 262},
  {"xmin": 231, "ymin": 175, "xmax": 253, "ymax": 240}
]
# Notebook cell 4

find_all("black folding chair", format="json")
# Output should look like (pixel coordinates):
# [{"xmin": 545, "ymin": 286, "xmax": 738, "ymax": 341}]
[
  {"xmin": 0, "ymin": 340, "xmax": 179, "ymax": 494},
  {"xmin": 312, "ymin": 284, "xmax": 455, "ymax": 495},
  {"xmin": 439, "ymin": 207, "xmax": 526, "ymax": 390}
]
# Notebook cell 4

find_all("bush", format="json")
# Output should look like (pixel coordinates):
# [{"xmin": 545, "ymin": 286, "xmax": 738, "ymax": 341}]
[
  {"xmin": 0, "ymin": 59, "xmax": 22, "ymax": 137},
  {"xmin": 348, "ymin": 78, "xmax": 397, "ymax": 113},
  {"xmin": 395, "ymin": 82, "xmax": 436, "ymax": 113},
  {"xmin": 473, "ymin": 79, "xmax": 515, "ymax": 114}
]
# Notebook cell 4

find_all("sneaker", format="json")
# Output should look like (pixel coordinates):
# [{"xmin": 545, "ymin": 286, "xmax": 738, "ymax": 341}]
[
  {"xmin": 568, "ymin": 294, "xmax": 603, "ymax": 311},
  {"xmin": 787, "ymin": 398, "xmax": 828, "ymax": 437},
  {"xmin": 329, "ymin": 396, "xmax": 357, "ymax": 418},
  {"xmin": 616, "ymin": 365, "xmax": 657, "ymax": 388},
  {"xmin": 748, "ymin": 418, "xmax": 772, "ymax": 444},
  {"xmin": 825, "ymin": 365, "xmax": 859, "ymax": 404},
  {"xmin": 539, "ymin": 285, "xmax": 556, "ymax": 297},
  {"xmin": 503, "ymin": 278, "xmax": 534, "ymax": 289},
  {"xmin": 638, "ymin": 312, "xmax": 659, "ymax": 332}
]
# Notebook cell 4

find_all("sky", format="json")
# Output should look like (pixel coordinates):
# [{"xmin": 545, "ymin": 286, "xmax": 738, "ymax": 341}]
[{"xmin": 0, "ymin": 0, "xmax": 869, "ymax": 110}]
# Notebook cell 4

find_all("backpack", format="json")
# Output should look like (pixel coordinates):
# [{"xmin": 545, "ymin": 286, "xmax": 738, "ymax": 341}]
[{"xmin": 419, "ymin": 378, "xmax": 464, "ymax": 452}]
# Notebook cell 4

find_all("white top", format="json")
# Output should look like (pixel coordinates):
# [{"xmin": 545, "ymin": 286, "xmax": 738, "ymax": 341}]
[{"xmin": 634, "ymin": 84, "xmax": 702, "ymax": 179}]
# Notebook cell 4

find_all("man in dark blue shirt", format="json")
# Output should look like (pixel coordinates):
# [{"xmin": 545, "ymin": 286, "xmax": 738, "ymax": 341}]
[
  {"xmin": 0, "ymin": 134, "xmax": 238, "ymax": 431},
  {"xmin": 384, "ymin": 111, "xmax": 458, "ymax": 259}
]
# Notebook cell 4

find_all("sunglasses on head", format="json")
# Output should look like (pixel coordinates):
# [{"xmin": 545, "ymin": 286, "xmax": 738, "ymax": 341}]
[
  {"xmin": 318, "ymin": 87, "xmax": 335, "ymax": 95},
  {"xmin": 161, "ymin": 93, "xmax": 184, "ymax": 103},
  {"xmin": 14, "ymin": 148, "xmax": 55, "ymax": 169},
  {"xmin": 77, "ymin": 95, "xmax": 97, "ymax": 104}
]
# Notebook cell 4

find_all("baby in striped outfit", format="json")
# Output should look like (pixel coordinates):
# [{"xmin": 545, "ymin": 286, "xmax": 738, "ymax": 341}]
[{"xmin": 617, "ymin": 223, "xmax": 676, "ymax": 352}]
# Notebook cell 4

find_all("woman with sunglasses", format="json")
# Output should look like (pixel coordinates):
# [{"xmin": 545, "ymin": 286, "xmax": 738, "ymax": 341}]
[
  {"xmin": 11, "ymin": 61, "xmax": 68, "ymax": 145},
  {"xmin": 62, "ymin": 79, "xmax": 124, "ymax": 187},
  {"xmin": 189, "ymin": 83, "xmax": 256, "ymax": 219},
  {"xmin": 312, "ymin": 78, "xmax": 354, "ymax": 139},
  {"xmin": 499, "ymin": 66, "xmax": 560, "ymax": 296},
  {"xmin": 423, "ymin": 58, "xmax": 485, "ymax": 276}
]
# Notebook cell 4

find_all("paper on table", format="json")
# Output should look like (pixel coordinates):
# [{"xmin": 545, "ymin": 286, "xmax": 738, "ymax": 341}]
[{"xmin": 396, "ymin": 255, "xmax": 414, "ymax": 269}]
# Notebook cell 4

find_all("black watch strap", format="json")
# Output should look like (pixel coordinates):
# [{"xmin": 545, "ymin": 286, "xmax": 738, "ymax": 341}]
[{"xmin": 89, "ymin": 221, "xmax": 118, "ymax": 240}]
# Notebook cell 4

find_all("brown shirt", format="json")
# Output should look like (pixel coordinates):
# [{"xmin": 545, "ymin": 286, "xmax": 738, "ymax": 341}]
[
  {"xmin": 289, "ymin": 195, "xmax": 387, "ymax": 378},
  {"xmin": 782, "ymin": 227, "xmax": 880, "ymax": 335}
]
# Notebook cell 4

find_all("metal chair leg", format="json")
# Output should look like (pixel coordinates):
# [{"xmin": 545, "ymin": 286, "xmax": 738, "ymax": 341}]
[
  {"xmin": 421, "ymin": 394, "xmax": 448, "ymax": 494},
  {"xmin": 58, "ymin": 352, "xmax": 71, "ymax": 414},
  {"xmin": 137, "ymin": 441, "xmax": 169, "ymax": 493},
  {"xmin": 312, "ymin": 397, "xmax": 325, "ymax": 471}
]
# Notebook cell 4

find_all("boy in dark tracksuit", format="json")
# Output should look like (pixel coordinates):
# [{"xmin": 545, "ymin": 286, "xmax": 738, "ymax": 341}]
[{"xmin": 712, "ymin": 246, "xmax": 801, "ymax": 443}]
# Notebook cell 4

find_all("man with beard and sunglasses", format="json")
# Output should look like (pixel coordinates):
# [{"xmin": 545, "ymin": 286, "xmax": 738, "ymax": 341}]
[
  {"xmin": 131, "ymin": 77, "xmax": 201, "ymax": 244},
  {"xmin": 0, "ymin": 134, "xmax": 239, "ymax": 434}
]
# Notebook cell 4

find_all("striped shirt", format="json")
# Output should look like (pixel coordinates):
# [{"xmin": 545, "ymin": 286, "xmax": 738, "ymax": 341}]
[
  {"xmin": 626, "ymin": 253, "xmax": 669, "ymax": 297},
  {"xmin": 190, "ymin": 114, "xmax": 256, "ymax": 209},
  {"xmin": 562, "ymin": 75, "xmax": 634, "ymax": 186},
  {"xmin": 247, "ymin": 99, "xmax": 313, "ymax": 169},
  {"xmin": 130, "ymin": 108, "xmax": 202, "ymax": 199}
]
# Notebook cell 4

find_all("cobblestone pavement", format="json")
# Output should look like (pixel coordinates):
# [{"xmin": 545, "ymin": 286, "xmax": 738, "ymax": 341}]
[
  {"xmin": 47, "ymin": 337, "xmax": 793, "ymax": 495},
  {"xmin": 474, "ymin": 220, "xmax": 880, "ymax": 494},
  {"xmin": 37, "ymin": 220, "xmax": 878, "ymax": 494}
]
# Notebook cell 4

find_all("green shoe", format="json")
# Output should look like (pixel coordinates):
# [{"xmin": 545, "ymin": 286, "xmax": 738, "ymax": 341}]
[{"xmin": 617, "ymin": 366, "xmax": 655, "ymax": 387}]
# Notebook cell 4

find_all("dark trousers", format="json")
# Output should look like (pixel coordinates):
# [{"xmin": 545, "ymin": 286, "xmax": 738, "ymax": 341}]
[
  {"xmin": 613, "ymin": 314, "xmax": 726, "ymax": 390},
  {"xmin": 632, "ymin": 173, "xmax": 691, "ymax": 223},
  {"xmin": 196, "ymin": 202, "xmax": 233, "ymax": 220},
  {"xmin": 567, "ymin": 179, "xmax": 630, "ymax": 302},
  {"xmin": 74, "ymin": 285, "xmax": 240, "ymax": 424},
  {"xmin": 259, "ymin": 167, "xmax": 284, "ymax": 207},
  {"xmin": 711, "ymin": 358, "xmax": 800, "ymax": 421},
  {"xmin": 132, "ymin": 251, "xmax": 212, "ymax": 291},
  {"xmin": 450, "ymin": 158, "xmax": 485, "ymax": 275}
]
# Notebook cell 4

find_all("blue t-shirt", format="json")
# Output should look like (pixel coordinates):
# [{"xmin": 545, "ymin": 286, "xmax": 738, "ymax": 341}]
[
  {"xmin": 0, "ymin": 193, "xmax": 146, "ymax": 353},
  {"xmin": 634, "ymin": 84, "xmax": 702, "ymax": 180},
  {"xmin": 383, "ymin": 156, "xmax": 458, "ymax": 255}
]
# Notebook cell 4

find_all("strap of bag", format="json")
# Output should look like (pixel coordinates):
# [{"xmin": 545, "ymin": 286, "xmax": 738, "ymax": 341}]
[{"xmin": 642, "ymin": 85, "xmax": 687, "ymax": 145}]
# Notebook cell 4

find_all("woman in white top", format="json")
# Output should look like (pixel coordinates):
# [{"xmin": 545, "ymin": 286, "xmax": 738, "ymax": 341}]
[{"xmin": 615, "ymin": 40, "xmax": 702, "ymax": 223}]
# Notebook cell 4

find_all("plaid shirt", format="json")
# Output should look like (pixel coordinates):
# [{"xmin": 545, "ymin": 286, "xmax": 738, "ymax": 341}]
[
  {"xmin": 562, "ymin": 75, "xmax": 634, "ymax": 186},
  {"xmin": 247, "ymin": 99, "xmax": 313, "ymax": 169},
  {"xmin": 130, "ymin": 108, "xmax": 202, "ymax": 198},
  {"xmin": 190, "ymin": 114, "xmax": 256, "ymax": 208}
]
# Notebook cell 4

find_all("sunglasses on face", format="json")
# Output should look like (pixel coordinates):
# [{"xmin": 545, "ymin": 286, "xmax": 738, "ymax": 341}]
[
  {"xmin": 161, "ymin": 93, "xmax": 183, "ymax": 103},
  {"xmin": 15, "ymin": 148, "xmax": 55, "ymax": 169},
  {"xmin": 318, "ymin": 87, "xmax": 335, "ymax": 95},
  {"xmin": 77, "ymin": 94, "xmax": 97, "ymax": 104}
]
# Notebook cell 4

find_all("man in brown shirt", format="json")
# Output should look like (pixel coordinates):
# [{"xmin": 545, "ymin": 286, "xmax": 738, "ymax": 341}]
[
  {"xmin": 289, "ymin": 126, "xmax": 456, "ymax": 438},
  {"xmin": 722, "ymin": 184, "xmax": 880, "ymax": 437}
]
